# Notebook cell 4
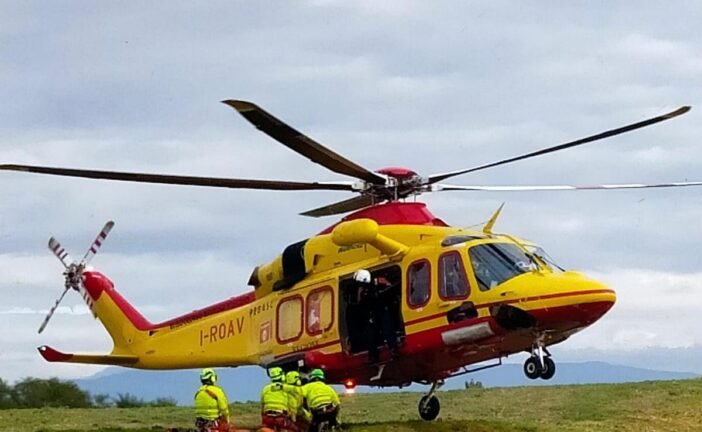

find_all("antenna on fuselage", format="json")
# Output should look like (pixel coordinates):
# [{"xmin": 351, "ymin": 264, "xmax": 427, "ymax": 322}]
[{"xmin": 483, "ymin": 203, "xmax": 505, "ymax": 235}]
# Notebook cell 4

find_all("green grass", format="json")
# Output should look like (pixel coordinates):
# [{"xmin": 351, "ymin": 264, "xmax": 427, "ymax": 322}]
[{"xmin": 2, "ymin": 379, "xmax": 702, "ymax": 432}]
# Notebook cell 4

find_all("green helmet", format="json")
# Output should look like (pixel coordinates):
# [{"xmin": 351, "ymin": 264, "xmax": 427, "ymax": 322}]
[
  {"xmin": 200, "ymin": 368, "xmax": 217, "ymax": 384},
  {"xmin": 285, "ymin": 371, "xmax": 301, "ymax": 386},
  {"xmin": 309, "ymin": 368, "xmax": 325, "ymax": 382},
  {"xmin": 268, "ymin": 366, "xmax": 284, "ymax": 382}
]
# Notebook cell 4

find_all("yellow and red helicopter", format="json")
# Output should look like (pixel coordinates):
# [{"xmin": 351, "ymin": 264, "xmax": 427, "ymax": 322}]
[{"xmin": 1, "ymin": 101, "xmax": 699, "ymax": 420}]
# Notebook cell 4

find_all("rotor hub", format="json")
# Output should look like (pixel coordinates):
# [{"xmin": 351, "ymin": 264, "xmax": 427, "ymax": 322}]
[{"xmin": 375, "ymin": 167, "xmax": 418, "ymax": 179}]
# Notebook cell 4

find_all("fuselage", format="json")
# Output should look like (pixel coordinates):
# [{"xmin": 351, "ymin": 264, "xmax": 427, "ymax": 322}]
[{"xmin": 46, "ymin": 202, "xmax": 615, "ymax": 387}]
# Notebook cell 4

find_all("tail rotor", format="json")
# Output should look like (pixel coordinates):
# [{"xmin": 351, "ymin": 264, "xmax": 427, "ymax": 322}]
[
  {"xmin": 81, "ymin": 221, "xmax": 114, "ymax": 267},
  {"xmin": 38, "ymin": 221, "xmax": 115, "ymax": 334}
]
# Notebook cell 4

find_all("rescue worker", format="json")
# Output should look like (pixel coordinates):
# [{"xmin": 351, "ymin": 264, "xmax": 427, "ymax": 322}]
[
  {"xmin": 285, "ymin": 371, "xmax": 311, "ymax": 431},
  {"xmin": 355, "ymin": 269, "xmax": 400, "ymax": 363},
  {"xmin": 194, "ymin": 368, "xmax": 232, "ymax": 432},
  {"xmin": 302, "ymin": 369, "xmax": 340, "ymax": 430},
  {"xmin": 261, "ymin": 367, "xmax": 296, "ymax": 431}
]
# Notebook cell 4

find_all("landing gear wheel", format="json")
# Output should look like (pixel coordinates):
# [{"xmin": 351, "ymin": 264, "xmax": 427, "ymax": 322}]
[
  {"xmin": 540, "ymin": 357, "xmax": 556, "ymax": 380},
  {"xmin": 418, "ymin": 395, "xmax": 440, "ymax": 421},
  {"xmin": 523, "ymin": 356, "xmax": 541, "ymax": 380}
]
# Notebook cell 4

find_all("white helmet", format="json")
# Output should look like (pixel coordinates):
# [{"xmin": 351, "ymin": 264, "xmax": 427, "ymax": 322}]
[{"xmin": 353, "ymin": 269, "xmax": 371, "ymax": 284}]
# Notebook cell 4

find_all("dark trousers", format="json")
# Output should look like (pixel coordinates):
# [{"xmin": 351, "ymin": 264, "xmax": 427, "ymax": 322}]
[{"xmin": 310, "ymin": 405, "xmax": 340, "ymax": 430}]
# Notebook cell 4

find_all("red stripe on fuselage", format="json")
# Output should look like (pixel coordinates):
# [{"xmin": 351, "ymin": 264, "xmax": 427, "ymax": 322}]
[
  {"xmin": 271, "ymin": 289, "xmax": 615, "ymax": 361},
  {"xmin": 404, "ymin": 288, "xmax": 615, "ymax": 327}
]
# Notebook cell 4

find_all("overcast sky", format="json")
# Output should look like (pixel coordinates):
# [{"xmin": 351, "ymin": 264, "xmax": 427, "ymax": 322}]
[{"xmin": 1, "ymin": 1, "xmax": 701, "ymax": 382}]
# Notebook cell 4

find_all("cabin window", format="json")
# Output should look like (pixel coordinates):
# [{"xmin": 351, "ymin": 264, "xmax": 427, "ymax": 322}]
[
  {"xmin": 439, "ymin": 251, "xmax": 469, "ymax": 300},
  {"xmin": 306, "ymin": 287, "xmax": 334, "ymax": 336},
  {"xmin": 407, "ymin": 259, "xmax": 431, "ymax": 307},
  {"xmin": 276, "ymin": 296, "xmax": 303, "ymax": 343},
  {"xmin": 468, "ymin": 243, "xmax": 531, "ymax": 291}
]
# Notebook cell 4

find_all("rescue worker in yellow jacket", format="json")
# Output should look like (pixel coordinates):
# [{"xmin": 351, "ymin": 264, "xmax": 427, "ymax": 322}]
[
  {"xmin": 285, "ymin": 371, "xmax": 311, "ymax": 431},
  {"xmin": 302, "ymin": 369, "xmax": 340, "ymax": 430},
  {"xmin": 260, "ymin": 367, "xmax": 296, "ymax": 431},
  {"xmin": 194, "ymin": 368, "xmax": 231, "ymax": 432}
]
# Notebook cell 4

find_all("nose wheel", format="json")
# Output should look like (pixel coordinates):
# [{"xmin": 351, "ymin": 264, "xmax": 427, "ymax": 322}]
[
  {"xmin": 523, "ymin": 340, "xmax": 556, "ymax": 380},
  {"xmin": 418, "ymin": 380, "xmax": 443, "ymax": 421}
]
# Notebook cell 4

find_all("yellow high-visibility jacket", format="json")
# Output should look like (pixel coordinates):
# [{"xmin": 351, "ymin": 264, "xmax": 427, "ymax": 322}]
[
  {"xmin": 285, "ymin": 385, "xmax": 311, "ymax": 422},
  {"xmin": 302, "ymin": 381, "xmax": 340, "ymax": 410},
  {"xmin": 194, "ymin": 384, "xmax": 230, "ymax": 422},
  {"xmin": 260, "ymin": 382, "xmax": 290, "ymax": 414}
]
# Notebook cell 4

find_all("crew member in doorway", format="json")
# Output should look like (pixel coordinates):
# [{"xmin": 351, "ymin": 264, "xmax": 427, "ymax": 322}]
[
  {"xmin": 303, "ymin": 369, "xmax": 340, "ymax": 430},
  {"xmin": 194, "ymin": 368, "xmax": 232, "ymax": 432},
  {"xmin": 355, "ymin": 269, "xmax": 400, "ymax": 363}
]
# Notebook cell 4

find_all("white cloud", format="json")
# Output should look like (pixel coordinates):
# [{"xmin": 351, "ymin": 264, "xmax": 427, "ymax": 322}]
[
  {"xmin": 613, "ymin": 34, "xmax": 702, "ymax": 75},
  {"xmin": 562, "ymin": 269, "xmax": 702, "ymax": 350},
  {"xmin": 0, "ymin": 305, "xmax": 91, "ymax": 316}
]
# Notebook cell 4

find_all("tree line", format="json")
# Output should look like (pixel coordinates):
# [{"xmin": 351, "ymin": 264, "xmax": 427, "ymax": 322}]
[{"xmin": 0, "ymin": 377, "xmax": 177, "ymax": 409}]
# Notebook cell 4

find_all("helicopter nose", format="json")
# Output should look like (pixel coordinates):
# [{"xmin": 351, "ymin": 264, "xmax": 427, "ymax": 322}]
[{"xmin": 528, "ymin": 282, "xmax": 617, "ymax": 331}]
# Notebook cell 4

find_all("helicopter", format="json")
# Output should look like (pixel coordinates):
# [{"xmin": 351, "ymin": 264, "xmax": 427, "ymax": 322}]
[{"xmin": 1, "ymin": 100, "xmax": 699, "ymax": 421}]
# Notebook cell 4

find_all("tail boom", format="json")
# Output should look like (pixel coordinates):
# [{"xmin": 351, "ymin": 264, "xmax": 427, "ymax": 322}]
[{"xmin": 41, "ymin": 271, "xmax": 260, "ymax": 370}]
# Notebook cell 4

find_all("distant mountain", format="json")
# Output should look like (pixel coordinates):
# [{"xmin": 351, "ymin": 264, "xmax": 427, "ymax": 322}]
[
  {"xmin": 457, "ymin": 361, "xmax": 697, "ymax": 388},
  {"xmin": 75, "ymin": 366, "xmax": 269, "ymax": 405},
  {"xmin": 74, "ymin": 361, "xmax": 697, "ymax": 405}
]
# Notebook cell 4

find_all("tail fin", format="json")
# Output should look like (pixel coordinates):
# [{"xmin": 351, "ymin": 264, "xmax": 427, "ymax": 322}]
[
  {"xmin": 81, "ymin": 271, "xmax": 153, "ymax": 349},
  {"xmin": 38, "ymin": 271, "xmax": 150, "ymax": 366}
]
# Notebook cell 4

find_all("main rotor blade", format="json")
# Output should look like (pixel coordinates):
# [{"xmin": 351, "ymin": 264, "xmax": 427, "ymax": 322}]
[
  {"xmin": 38, "ymin": 287, "xmax": 70, "ymax": 334},
  {"xmin": 300, "ymin": 195, "xmax": 375, "ymax": 217},
  {"xmin": 428, "ymin": 106, "xmax": 691, "ymax": 184},
  {"xmin": 0, "ymin": 164, "xmax": 355, "ymax": 191},
  {"xmin": 434, "ymin": 180, "xmax": 702, "ymax": 192},
  {"xmin": 223, "ymin": 100, "xmax": 386, "ymax": 185},
  {"xmin": 81, "ymin": 221, "xmax": 114, "ymax": 266}
]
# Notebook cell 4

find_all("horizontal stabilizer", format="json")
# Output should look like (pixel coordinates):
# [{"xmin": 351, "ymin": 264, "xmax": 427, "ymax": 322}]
[{"xmin": 38, "ymin": 345, "xmax": 138, "ymax": 366}]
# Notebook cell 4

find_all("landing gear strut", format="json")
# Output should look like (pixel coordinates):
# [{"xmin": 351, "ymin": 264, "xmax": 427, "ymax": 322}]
[
  {"xmin": 418, "ymin": 380, "xmax": 443, "ymax": 421},
  {"xmin": 523, "ymin": 339, "xmax": 556, "ymax": 380}
]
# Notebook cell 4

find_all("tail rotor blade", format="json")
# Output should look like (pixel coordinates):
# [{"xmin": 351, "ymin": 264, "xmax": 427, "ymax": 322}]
[
  {"xmin": 38, "ymin": 287, "xmax": 70, "ymax": 334},
  {"xmin": 81, "ymin": 221, "xmax": 115, "ymax": 266},
  {"xmin": 48, "ymin": 237, "xmax": 72, "ymax": 268}
]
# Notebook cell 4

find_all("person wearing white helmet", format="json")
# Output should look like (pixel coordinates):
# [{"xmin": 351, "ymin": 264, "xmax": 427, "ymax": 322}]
[
  {"xmin": 354, "ymin": 269, "xmax": 400, "ymax": 363},
  {"xmin": 353, "ymin": 269, "xmax": 371, "ymax": 284}
]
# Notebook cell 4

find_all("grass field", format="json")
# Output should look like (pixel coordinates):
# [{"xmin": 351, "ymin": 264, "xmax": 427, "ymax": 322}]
[{"xmin": 2, "ymin": 378, "xmax": 702, "ymax": 432}]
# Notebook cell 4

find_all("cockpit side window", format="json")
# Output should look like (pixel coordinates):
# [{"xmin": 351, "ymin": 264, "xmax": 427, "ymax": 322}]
[
  {"xmin": 407, "ymin": 259, "xmax": 431, "ymax": 308},
  {"xmin": 438, "ymin": 251, "xmax": 469, "ymax": 300},
  {"xmin": 468, "ymin": 243, "xmax": 531, "ymax": 291}
]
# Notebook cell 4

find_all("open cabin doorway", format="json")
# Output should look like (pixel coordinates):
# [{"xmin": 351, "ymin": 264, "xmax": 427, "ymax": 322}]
[{"xmin": 339, "ymin": 265, "xmax": 405, "ymax": 356}]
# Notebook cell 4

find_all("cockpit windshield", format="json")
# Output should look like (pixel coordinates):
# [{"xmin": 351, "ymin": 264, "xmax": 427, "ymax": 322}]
[
  {"xmin": 468, "ymin": 243, "xmax": 533, "ymax": 291},
  {"xmin": 526, "ymin": 245, "xmax": 565, "ymax": 272}
]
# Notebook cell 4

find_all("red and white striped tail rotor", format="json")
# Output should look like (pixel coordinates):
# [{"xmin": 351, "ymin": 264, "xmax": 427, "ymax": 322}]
[
  {"xmin": 38, "ymin": 287, "xmax": 70, "ymax": 334},
  {"xmin": 38, "ymin": 221, "xmax": 115, "ymax": 334},
  {"xmin": 81, "ymin": 220, "xmax": 114, "ymax": 267},
  {"xmin": 48, "ymin": 237, "xmax": 72, "ymax": 269}
]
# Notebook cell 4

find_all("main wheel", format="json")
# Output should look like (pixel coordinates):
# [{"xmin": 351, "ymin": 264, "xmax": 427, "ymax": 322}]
[
  {"xmin": 523, "ymin": 357, "xmax": 541, "ymax": 379},
  {"xmin": 540, "ymin": 357, "xmax": 556, "ymax": 380},
  {"xmin": 418, "ymin": 395, "xmax": 440, "ymax": 421}
]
